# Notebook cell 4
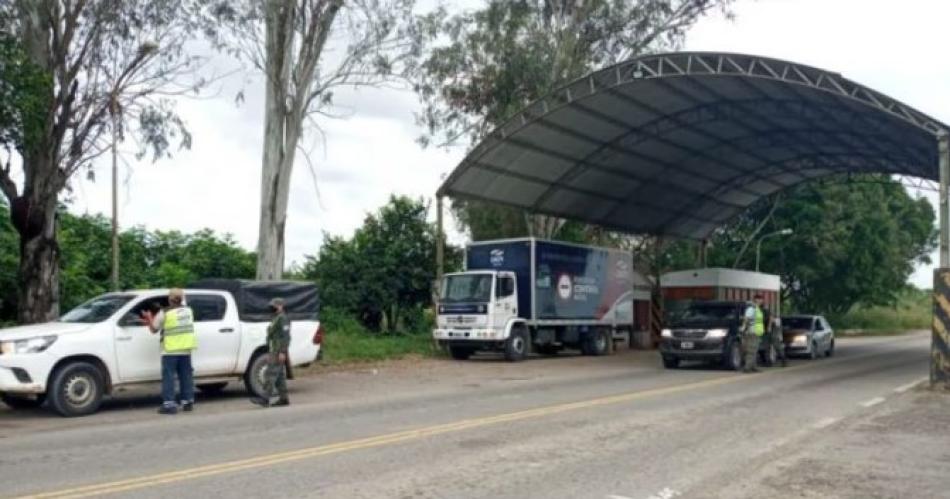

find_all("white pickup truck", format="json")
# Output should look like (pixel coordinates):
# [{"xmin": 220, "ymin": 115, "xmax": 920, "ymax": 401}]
[{"xmin": 0, "ymin": 280, "xmax": 322, "ymax": 417}]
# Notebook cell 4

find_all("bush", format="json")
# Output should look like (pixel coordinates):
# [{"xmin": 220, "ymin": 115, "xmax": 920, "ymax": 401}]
[
  {"xmin": 826, "ymin": 288, "xmax": 931, "ymax": 331},
  {"xmin": 318, "ymin": 307, "xmax": 441, "ymax": 364}
]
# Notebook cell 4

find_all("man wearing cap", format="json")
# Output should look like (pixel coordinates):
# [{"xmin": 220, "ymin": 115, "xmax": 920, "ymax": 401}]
[
  {"xmin": 251, "ymin": 297, "xmax": 291, "ymax": 407},
  {"xmin": 142, "ymin": 288, "xmax": 197, "ymax": 415}
]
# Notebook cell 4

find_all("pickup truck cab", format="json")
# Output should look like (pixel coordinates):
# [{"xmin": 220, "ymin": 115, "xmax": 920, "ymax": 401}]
[
  {"xmin": 659, "ymin": 300, "xmax": 779, "ymax": 370},
  {"xmin": 0, "ymin": 283, "xmax": 322, "ymax": 417}
]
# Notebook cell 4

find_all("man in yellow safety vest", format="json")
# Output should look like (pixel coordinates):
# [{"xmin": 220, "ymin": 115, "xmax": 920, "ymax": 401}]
[
  {"xmin": 741, "ymin": 294, "xmax": 766, "ymax": 373},
  {"xmin": 143, "ymin": 288, "xmax": 198, "ymax": 415}
]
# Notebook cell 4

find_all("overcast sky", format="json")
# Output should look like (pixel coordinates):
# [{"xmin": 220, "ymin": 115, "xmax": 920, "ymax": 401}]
[{"xmin": 69, "ymin": 0, "xmax": 949, "ymax": 286}]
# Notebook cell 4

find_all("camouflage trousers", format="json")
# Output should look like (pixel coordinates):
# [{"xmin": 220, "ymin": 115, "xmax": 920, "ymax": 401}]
[
  {"xmin": 742, "ymin": 333, "xmax": 761, "ymax": 370},
  {"xmin": 262, "ymin": 353, "xmax": 288, "ymax": 400}
]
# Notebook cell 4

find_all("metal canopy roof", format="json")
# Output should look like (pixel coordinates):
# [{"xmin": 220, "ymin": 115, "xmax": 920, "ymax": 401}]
[{"xmin": 437, "ymin": 52, "xmax": 950, "ymax": 239}]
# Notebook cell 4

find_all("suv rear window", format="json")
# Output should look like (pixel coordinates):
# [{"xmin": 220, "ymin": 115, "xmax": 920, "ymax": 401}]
[{"xmin": 677, "ymin": 304, "xmax": 740, "ymax": 322}]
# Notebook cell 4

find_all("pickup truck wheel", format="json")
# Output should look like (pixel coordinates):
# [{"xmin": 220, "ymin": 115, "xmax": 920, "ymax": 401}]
[
  {"xmin": 49, "ymin": 362, "xmax": 105, "ymax": 417},
  {"xmin": 504, "ymin": 328, "xmax": 528, "ymax": 362},
  {"xmin": 244, "ymin": 353, "xmax": 270, "ymax": 399},
  {"xmin": 0, "ymin": 393, "xmax": 46, "ymax": 409},
  {"xmin": 724, "ymin": 340, "xmax": 742, "ymax": 371},
  {"xmin": 662, "ymin": 356, "xmax": 680, "ymax": 369},
  {"xmin": 197, "ymin": 382, "xmax": 229, "ymax": 395},
  {"xmin": 449, "ymin": 346, "xmax": 474, "ymax": 360}
]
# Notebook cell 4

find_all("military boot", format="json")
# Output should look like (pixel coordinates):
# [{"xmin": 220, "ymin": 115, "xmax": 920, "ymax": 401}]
[
  {"xmin": 250, "ymin": 397, "xmax": 271, "ymax": 408},
  {"xmin": 272, "ymin": 398, "xmax": 290, "ymax": 407}
]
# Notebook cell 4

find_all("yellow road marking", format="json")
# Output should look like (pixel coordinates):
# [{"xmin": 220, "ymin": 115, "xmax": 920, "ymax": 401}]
[{"xmin": 16, "ymin": 337, "xmax": 924, "ymax": 499}]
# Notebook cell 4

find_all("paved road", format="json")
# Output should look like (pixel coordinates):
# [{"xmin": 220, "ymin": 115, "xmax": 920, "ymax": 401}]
[{"xmin": 0, "ymin": 333, "xmax": 931, "ymax": 499}]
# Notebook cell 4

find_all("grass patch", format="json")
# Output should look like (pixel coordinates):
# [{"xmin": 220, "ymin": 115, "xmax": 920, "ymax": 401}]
[
  {"xmin": 317, "ymin": 308, "xmax": 442, "ymax": 365},
  {"xmin": 826, "ymin": 288, "xmax": 931, "ymax": 333}
]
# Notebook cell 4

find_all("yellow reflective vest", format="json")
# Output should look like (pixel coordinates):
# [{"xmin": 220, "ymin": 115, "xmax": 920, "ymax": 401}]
[
  {"xmin": 753, "ymin": 306, "xmax": 765, "ymax": 336},
  {"xmin": 162, "ymin": 306, "xmax": 197, "ymax": 353}
]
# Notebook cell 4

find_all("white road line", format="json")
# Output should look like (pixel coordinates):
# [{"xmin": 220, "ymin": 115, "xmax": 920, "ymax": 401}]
[
  {"xmin": 813, "ymin": 417, "xmax": 840, "ymax": 429},
  {"xmin": 860, "ymin": 396, "xmax": 886, "ymax": 408},
  {"xmin": 894, "ymin": 377, "xmax": 928, "ymax": 393},
  {"xmin": 606, "ymin": 495, "xmax": 632, "ymax": 499}
]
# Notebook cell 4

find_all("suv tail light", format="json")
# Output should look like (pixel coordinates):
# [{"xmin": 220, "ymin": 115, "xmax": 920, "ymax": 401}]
[{"xmin": 313, "ymin": 324, "xmax": 325, "ymax": 345}]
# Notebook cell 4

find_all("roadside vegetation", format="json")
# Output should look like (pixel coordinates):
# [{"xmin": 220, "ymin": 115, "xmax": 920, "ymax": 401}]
[
  {"xmin": 827, "ymin": 288, "xmax": 931, "ymax": 334},
  {"xmin": 316, "ymin": 308, "xmax": 441, "ymax": 365}
]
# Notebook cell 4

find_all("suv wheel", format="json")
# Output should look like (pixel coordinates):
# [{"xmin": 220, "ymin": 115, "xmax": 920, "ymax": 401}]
[
  {"xmin": 662, "ymin": 356, "xmax": 680, "ymax": 369},
  {"xmin": 49, "ymin": 362, "xmax": 105, "ymax": 417},
  {"xmin": 724, "ymin": 340, "xmax": 743, "ymax": 371}
]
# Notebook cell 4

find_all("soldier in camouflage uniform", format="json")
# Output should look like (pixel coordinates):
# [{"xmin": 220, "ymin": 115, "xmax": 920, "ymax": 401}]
[{"xmin": 251, "ymin": 297, "xmax": 291, "ymax": 407}]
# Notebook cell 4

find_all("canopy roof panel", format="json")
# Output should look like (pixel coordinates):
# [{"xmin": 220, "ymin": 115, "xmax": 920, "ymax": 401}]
[{"xmin": 438, "ymin": 52, "xmax": 949, "ymax": 239}]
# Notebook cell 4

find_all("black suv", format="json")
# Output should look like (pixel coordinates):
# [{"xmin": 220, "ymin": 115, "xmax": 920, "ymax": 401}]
[{"xmin": 659, "ymin": 301, "xmax": 780, "ymax": 370}]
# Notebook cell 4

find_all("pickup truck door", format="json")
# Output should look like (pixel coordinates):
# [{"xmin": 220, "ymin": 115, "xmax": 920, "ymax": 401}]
[
  {"xmin": 114, "ymin": 297, "xmax": 165, "ymax": 382},
  {"xmin": 188, "ymin": 293, "xmax": 241, "ymax": 375}
]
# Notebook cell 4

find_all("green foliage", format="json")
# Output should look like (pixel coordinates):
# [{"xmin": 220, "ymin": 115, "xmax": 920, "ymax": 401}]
[
  {"xmin": 827, "ymin": 287, "xmax": 931, "ymax": 332},
  {"xmin": 0, "ymin": 203, "xmax": 255, "ymax": 320},
  {"xmin": 301, "ymin": 195, "xmax": 461, "ymax": 333},
  {"xmin": 316, "ymin": 307, "xmax": 439, "ymax": 364},
  {"xmin": 415, "ymin": 0, "xmax": 731, "ymax": 242},
  {"xmin": 698, "ymin": 179, "xmax": 936, "ymax": 315},
  {"xmin": 0, "ymin": 34, "xmax": 51, "ymax": 154}
]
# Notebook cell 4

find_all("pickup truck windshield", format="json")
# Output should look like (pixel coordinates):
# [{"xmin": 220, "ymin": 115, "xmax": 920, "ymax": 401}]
[
  {"xmin": 60, "ymin": 295, "xmax": 135, "ymax": 323},
  {"xmin": 675, "ymin": 304, "xmax": 739, "ymax": 323},
  {"xmin": 441, "ymin": 274, "xmax": 493, "ymax": 303}
]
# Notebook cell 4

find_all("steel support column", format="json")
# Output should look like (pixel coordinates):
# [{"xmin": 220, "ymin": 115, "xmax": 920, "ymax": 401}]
[{"xmin": 934, "ymin": 130, "xmax": 950, "ymax": 389}]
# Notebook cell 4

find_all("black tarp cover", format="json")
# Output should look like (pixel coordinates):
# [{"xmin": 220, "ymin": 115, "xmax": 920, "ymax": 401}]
[{"xmin": 189, "ymin": 279, "xmax": 320, "ymax": 322}]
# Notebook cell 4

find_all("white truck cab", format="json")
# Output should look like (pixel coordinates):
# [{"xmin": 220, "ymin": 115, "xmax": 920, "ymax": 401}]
[{"xmin": 0, "ymin": 284, "xmax": 322, "ymax": 417}]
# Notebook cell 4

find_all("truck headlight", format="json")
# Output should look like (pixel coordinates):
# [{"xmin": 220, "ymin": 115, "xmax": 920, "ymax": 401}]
[
  {"xmin": 1, "ymin": 335, "xmax": 57, "ymax": 355},
  {"xmin": 707, "ymin": 329, "xmax": 728, "ymax": 339},
  {"xmin": 661, "ymin": 329, "xmax": 672, "ymax": 338}
]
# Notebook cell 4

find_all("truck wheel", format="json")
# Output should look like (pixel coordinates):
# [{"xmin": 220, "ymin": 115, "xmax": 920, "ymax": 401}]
[
  {"xmin": 504, "ymin": 328, "xmax": 528, "ymax": 362},
  {"xmin": 583, "ymin": 328, "xmax": 610, "ymax": 356},
  {"xmin": 49, "ymin": 362, "xmax": 105, "ymax": 417},
  {"xmin": 197, "ymin": 382, "xmax": 229, "ymax": 395},
  {"xmin": 244, "ymin": 353, "xmax": 270, "ymax": 399},
  {"xmin": 449, "ymin": 346, "xmax": 474, "ymax": 360},
  {"xmin": 723, "ymin": 340, "xmax": 743, "ymax": 371},
  {"xmin": 0, "ymin": 393, "xmax": 46, "ymax": 409},
  {"xmin": 662, "ymin": 356, "xmax": 680, "ymax": 369}
]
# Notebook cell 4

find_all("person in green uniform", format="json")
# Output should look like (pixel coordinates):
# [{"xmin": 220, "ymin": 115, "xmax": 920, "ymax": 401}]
[
  {"xmin": 741, "ymin": 294, "xmax": 766, "ymax": 373},
  {"xmin": 251, "ymin": 297, "xmax": 291, "ymax": 407}
]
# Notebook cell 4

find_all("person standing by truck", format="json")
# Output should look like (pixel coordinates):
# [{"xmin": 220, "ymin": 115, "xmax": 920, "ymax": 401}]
[
  {"xmin": 251, "ymin": 298, "xmax": 291, "ymax": 408},
  {"xmin": 143, "ymin": 288, "xmax": 198, "ymax": 415},
  {"xmin": 741, "ymin": 295, "xmax": 766, "ymax": 373}
]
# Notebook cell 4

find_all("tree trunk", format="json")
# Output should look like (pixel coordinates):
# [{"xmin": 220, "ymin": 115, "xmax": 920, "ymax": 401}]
[
  {"xmin": 256, "ymin": 0, "xmax": 296, "ymax": 280},
  {"xmin": 10, "ymin": 156, "xmax": 63, "ymax": 323}
]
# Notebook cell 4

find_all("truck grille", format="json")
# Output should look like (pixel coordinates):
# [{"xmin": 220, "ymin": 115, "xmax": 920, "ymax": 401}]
[{"xmin": 672, "ymin": 330, "xmax": 707, "ymax": 339}]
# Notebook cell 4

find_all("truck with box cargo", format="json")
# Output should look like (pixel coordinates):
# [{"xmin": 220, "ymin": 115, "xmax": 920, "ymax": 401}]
[{"xmin": 433, "ymin": 238, "xmax": 635, "ymax": 361}]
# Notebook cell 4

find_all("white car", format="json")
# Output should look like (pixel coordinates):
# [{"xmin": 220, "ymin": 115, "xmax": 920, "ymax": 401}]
[{"xmin": 0, "ymin": 282, "xmax": 322, "ymax": 417}]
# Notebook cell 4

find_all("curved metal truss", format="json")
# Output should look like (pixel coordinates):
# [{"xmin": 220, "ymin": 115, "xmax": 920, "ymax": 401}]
[{"xmin": 438, "ymin": 52, "xmax": 948, "ymax": 239}]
